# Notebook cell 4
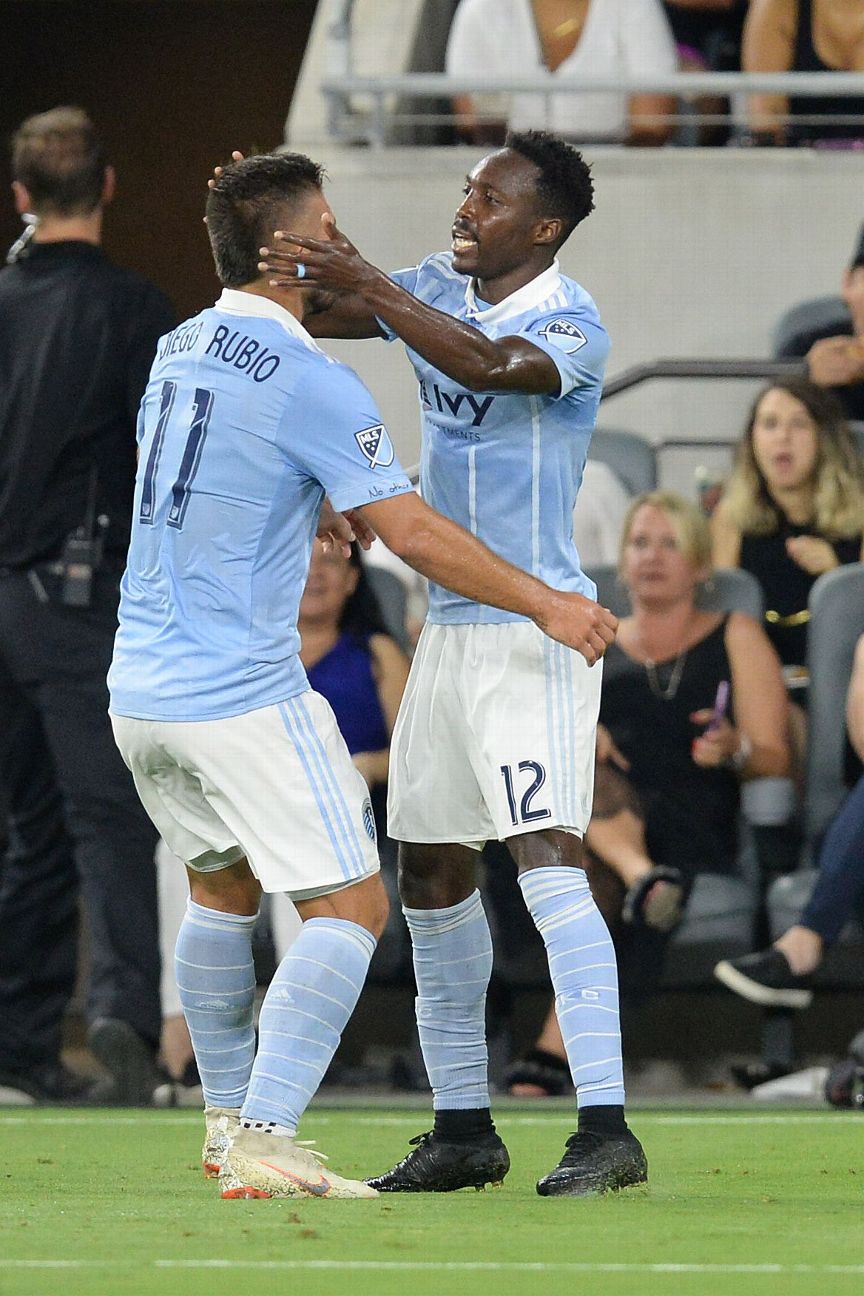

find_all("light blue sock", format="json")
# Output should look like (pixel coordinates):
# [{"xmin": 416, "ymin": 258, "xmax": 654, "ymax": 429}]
[
  {"xmin": 175, "ymin": 898, "xmax": 258, "ymax": 1110},
  {"xmin": 241, "ymin": 916, "xmax": 375, "ymax": 1132},
  {"xmin": 403, "ymin": 890, "xmax": 493, "ymax": 1112},
  {"xmin": 518, "ymin": 866, "xmax": 625, "ymax": 1108}
]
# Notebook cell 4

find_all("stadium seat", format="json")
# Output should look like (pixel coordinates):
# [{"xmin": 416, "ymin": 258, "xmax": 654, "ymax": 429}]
[
  {"xmin": 772, "ymin": 295, "xmax": 851, "ymax": 360},
  {"xmin": 589, "ymin": 427, "xmax": 657, "ymax": 498},
  {"xmin": 849, "ymin": 422, "xmax": 864, "ymax": 459},
  {"xmin": 767, "ymin": 563, "xmax": 864, "ymax": 989},
  {"xmin": 587, "ymin": 563, "xmax": 764, "ymax": 623},
  {"xmin": 365, "ymin": 564, "xmax": 412, "ymax": 652}
]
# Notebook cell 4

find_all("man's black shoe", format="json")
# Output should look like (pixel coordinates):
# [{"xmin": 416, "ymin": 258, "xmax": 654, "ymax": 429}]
[
  {"xmin": 87, "ymin": 1018, "xmax": 160, "ymax": 1106},
  {"xmin": 536, "ymin": 1129, "xmax": 648, "ymax": 1197},
  {"xmin": 366, "ymin": 1130, "xmax": 510, "ymax": 1192},
  {"xmin": 714, "ymin": 948, "xmax": 813, "ymax": 1009}
]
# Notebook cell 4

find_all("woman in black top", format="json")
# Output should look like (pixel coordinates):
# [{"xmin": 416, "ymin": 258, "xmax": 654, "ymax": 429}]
[
  {"xmin": 509, "ymin": 492, "xmax": 790, "ymax": 1096},
  {"xmin": 743, "ymin": 0, "xmax": 864, "ymax": 146},
  {"xmin": 712, "ymin": 378, "xmax": 864, "ymax": 689}
]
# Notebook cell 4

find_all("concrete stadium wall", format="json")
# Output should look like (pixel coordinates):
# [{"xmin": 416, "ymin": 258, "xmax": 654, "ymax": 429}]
[{"xmin": 299, "ymin": 145, "xmax": 862, "ymax": 493}]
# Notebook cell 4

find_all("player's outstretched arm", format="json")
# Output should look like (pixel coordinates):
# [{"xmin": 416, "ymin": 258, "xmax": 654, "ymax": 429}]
[
  {"xmin": 360, "ymin": 492, "xmax": 616, "ymax": 665},
  {"xmin": 260, "ymin": 228, "xmax": 560, "ymax": 395}
]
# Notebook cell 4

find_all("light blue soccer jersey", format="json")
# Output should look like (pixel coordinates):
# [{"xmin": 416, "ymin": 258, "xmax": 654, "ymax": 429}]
[
  {"xmin": 382, "ymin": 256, "xmax": 609, "ymax": 623},
  {"xmin": 108, "ymin": 290, "xmax": 413, "ymax": 722}
]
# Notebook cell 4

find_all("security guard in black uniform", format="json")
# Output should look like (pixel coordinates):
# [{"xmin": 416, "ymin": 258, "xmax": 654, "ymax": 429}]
[{"xmin": 0, "ymin": 107, "xmax": 174, "ymax": 1102}]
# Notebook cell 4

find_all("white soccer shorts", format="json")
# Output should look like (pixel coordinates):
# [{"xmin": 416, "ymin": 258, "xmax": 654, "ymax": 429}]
[
  {"xmin": 111, "ymin": 692, "xmax": 380, "ymax": 899},
  {"xmin": 387, "ymin": 621, "xmax": 602, "ymax": 848}
]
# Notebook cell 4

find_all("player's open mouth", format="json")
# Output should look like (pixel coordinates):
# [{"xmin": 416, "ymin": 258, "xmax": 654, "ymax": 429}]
[{"xmin": 451, "ymin": 233, "xmax": 477, "ymax": 254}]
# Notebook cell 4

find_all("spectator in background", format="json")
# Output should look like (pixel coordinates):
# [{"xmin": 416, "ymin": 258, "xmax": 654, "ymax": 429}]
[
  {"xmin": 778, "ymin": 224, "xmax": 864, "ymax": 422},
  {"xmin": 507, "ymin": 491, "xmax": 790, "ymax": 1096},
  {"xmin": 743, "ymin": 0, "xmax": 864, "ymax": 146},
  {"xmin": 445, "ymin": 0, "xmax": 678, "ymax": 145},
  {"xmin": 711, "ymin": 379, "xmax": 864, "ymax": 706},
  {"xmin": 715, "ymin": 632, "xmax": 864, "ymax": 1008},
  {"xmin": 0, "ymin": 108, "xmax": 174, "ymax": 1103}
]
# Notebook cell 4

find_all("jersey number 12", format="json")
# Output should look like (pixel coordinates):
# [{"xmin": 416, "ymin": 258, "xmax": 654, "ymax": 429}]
[{"xmin": 500, "ymin": 760, "xmax": 551, "ymax": 827}]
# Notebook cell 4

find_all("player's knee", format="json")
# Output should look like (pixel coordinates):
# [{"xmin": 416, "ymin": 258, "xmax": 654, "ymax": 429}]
[
  {"xmin": 308, "ymin": 872, "xmax": 389, "ymax": 939},
  {"xmin": 397, "ymin": 846, "xmax": 476, "ymax": 909},
  {"xmin": 360, "ymin": 873, "xmax": 390, "ymax": 940},
  {"xmin": 187, "ymin": 861, "xmax": 261, "ymax": 916}
]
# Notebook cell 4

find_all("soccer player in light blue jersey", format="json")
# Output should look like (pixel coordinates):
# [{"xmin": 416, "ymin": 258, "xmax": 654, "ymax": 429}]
[
  {"xmin": 261, "ymin": 131, "xmax": 648, "ymax": 1196},
  {"xmin": 108, "ymin": 154, "xmax": 616, "ymax": 1200}
]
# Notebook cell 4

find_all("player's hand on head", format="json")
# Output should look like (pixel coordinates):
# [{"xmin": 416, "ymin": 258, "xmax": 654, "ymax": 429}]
[
  {"xmin": 208, "ymin": 150, "xmax": 245, "ymax": 190},
  {"xmin": 258, "ymin": 223, "xmax": 374, "ymax": 293}
]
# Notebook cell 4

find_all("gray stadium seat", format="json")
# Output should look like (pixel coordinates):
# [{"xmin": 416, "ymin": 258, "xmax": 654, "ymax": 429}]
[
  {"xmin": 589, "ymin": 427, "xmax": 657, "ymax": 498},
  {"xmin": 767, "ymin": 563, "xmax": 864, "ymax": 985},
  {"xmin": 772, "ymin": 296, "xmax": 851, "ymax": 359},
  {"xmin": 365, "ymin": 564, "xmax": 411, "ymax": 653},
  {"xmin": 849, "ymin": 422, "xmax": 864, "ymax": 459},
  {"xmin": 587, "ymin": 564, "xmax": 764, "ymax": 623},
  {"xmin": 804, "ymin": 563, "xmax": 864, "ymax": 842}
]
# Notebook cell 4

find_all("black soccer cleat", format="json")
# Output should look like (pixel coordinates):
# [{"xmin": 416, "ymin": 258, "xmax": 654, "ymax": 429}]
[
  {"xmin": 366, "ymin": 1130, "xmax": 510, "ymax": 1193},
  {"xmin": 536, "ymin": 1129, "xmax": 648, "ymax": 1197}
]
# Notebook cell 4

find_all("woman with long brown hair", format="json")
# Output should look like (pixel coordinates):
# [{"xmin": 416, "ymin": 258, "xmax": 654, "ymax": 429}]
[{"xmin": 712, "ymin": 377, "xmax": 864, "ymax": 689}]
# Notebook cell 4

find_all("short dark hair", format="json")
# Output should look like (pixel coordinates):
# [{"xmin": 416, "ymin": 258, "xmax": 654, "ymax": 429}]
[
  {"xmin": 504, "ymin": 130, "xmax": 594, "ymax": 248},
  {"xmin": 12, "ymin": 106, "xmax": 107, "ymax": 217},
  {"xmin": 206, "ymin": 153, "xmax": 325, "ymax": 288}
]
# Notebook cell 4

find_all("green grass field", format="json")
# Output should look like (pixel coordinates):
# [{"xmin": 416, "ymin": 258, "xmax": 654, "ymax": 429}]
[{"xmin": 1, "ymin": 1106, "xmax": 862, "ymax": 1296}]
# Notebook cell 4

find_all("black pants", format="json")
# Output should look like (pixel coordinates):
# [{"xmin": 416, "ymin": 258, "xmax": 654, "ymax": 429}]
[{"xmin": 0, "ymin": 565, "xmax": 160, "ymax": 1075}]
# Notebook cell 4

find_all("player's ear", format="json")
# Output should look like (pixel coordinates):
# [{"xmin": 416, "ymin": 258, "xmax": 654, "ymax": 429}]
[{"xmin": 534, "ymin": 217, "xmax": 562, "ymax": 249}]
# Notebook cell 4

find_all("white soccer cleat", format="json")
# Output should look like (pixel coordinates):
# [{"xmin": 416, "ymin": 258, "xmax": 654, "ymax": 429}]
[
  {"xmin": 219, "ymin": 1128, "xmax": 378, "ymax": 1199},
  {"xmin": 202, "ymin": 1106, "xmax": 241, "ymax": 1179}
]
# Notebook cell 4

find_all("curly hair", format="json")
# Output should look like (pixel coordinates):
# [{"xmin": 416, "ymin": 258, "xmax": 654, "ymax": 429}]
[
  {"xmin": 206, "ymin": 152, "xmax": 325, "ymax": 288},
  {"xmin": 505, "ymin": 130, "xmax": 594, "ymax": 248},
  {"xmin": 719, "ymin": 377, "xmax": 864, "ymax": 539}
]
